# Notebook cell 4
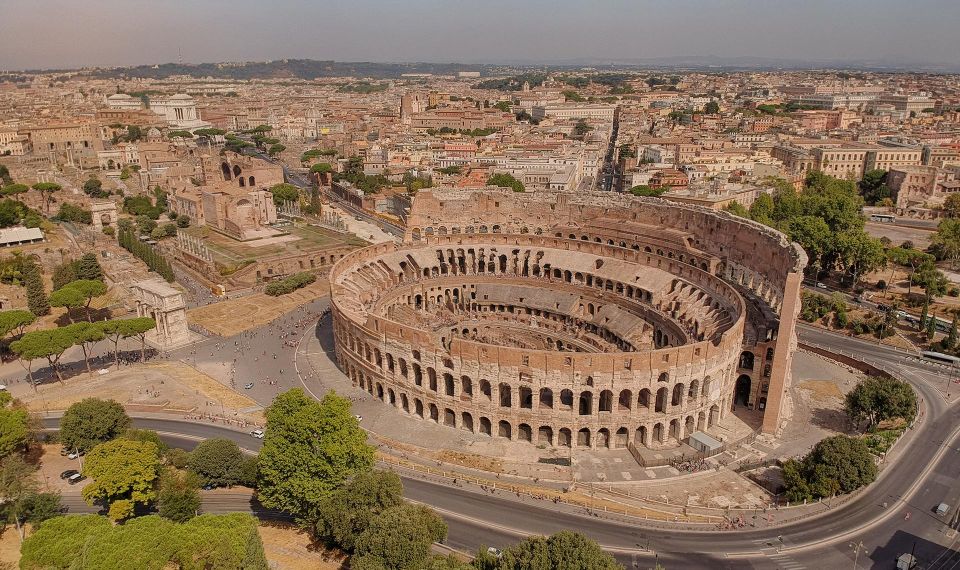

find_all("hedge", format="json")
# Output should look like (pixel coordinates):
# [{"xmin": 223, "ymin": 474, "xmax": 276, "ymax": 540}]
[{"xmin": 264, "ymin": 272, "xmax": 316, "ymax": 296}]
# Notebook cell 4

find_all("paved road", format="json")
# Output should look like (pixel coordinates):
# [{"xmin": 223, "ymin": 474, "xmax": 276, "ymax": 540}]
[{"xmin": 40, "ymin": 321, "xmax": 960, "ymax": 569}]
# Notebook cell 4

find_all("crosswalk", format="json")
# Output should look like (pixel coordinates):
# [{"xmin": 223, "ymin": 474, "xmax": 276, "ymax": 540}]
[{"xmin": 754, "ymin": 539, "xmax": 806, "ymax": 570}]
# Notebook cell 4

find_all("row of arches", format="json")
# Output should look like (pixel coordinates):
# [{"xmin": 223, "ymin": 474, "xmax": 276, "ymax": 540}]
[
  {"xmin": 338, "ymin": 339, "xmax": 716, "ymax": 418},
  {"xmin": 352, "ymin": 370, "xmax": 723, "ymax": 448}
]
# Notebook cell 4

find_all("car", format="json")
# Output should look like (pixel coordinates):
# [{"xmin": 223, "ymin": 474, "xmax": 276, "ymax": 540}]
[
  {"xmin": 202, "ymin": 483, "xmax": 216, "ymax": 491},
  {"xmin": 244, "ymin": 382, "xmax": 255, "ymax": 390},
  {"xmin": 250, "ymin": 429, "xmax": 265, "ymax": 439},
  {"xmin": 815, "ymin": 282, "xmax": 827, "ymax": 289},
  {"xmin": 486, "ymin": 547, "xmax": 503, "ymax": 559},
  {"xmin": 355, "ymin": 414, "xmax": 363, "ymax": 422},
  {"xmin": 0, "ymin": 384, "xmax": 6, "ymax": 391},
  {"xmin": 59, "ymin": 447, "xmax": 71, "ymax": 456},
  {"xmin": 59, "ymin": 469, "xmax": 79, "ymax": 480},
  {"xmin": 355, "ymin": 215, "xmax": 363, "ymax": 221},
  {"xmin": 68, "ymin": 450, "xmax": 84, "ymax": 460},
  {"xmin": 67, "ymin": 473, "xmax": 86, "ymax": 485}
]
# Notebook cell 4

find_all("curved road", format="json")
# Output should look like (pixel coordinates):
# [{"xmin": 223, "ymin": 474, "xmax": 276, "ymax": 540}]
[{"xmin": 43, "ymin": 326, "xmax": 960, "ymax": 568}]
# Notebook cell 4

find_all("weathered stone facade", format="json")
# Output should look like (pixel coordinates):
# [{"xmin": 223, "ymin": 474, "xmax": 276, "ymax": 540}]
[{"xmin": 329, "ymin": 188, "xmax": 806, "ymax": 449}]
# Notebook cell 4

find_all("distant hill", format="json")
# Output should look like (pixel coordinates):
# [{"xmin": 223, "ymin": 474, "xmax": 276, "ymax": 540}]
[{"xmin": 83, "ymin": 59, "xmax": 498, "ymax": 80}]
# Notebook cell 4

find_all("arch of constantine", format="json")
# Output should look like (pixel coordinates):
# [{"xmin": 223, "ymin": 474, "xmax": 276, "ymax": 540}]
[{"xmin": 328, "ymin": 188, "xmax": 806, "ymax": 451}]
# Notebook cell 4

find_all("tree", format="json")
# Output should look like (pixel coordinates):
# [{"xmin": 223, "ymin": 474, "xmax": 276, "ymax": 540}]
[
  {"xmin": 0, "ymin": 183, "xmax": 29, "ymax": 202},
  {"xmin": 268, "ymin": 143, "xmax": 286, "ymax": 157},
  {"xmin": 49, "ymin": 284, "xmax": 85, "ymax": 323},
  {"xmin": 9, "ymin": 327, "xmax": 75, "ymax": 384},
  {"xmin": 176, "ymin": 215, "xmax": 190, "ymax": 228},
  {"xmin": 786, "ymin": 216, "xmax": 832, "ymax": 277},
  {"xmin": 629, "ymin": 185, "xmax": 667, "ymax": 197},
  {"xmin": 98, "ymin": 317, "xmax": 156, "ymax": 365},
  {"xmin": 0, "ymin": 164, "xmax": 12, "ymax": 185},
  {"xmin": 59, "ymin": 398, "xmax": 131, "ymax": 453},
  {"xmin": 0, "ymin": 403, "xmax": 29, "ymax": 458},
  {"xmin": 931, "ymin": 218, "xmax": 960, "ymax": 268},
  {"xmin": 82, "ymin": 177, "xmax": 107, "ymax": 198},
  {"xmin": 0, "ymin": 309, "xmax": 35, "ymax": 339},
  {"xmin": 783, "ymin": 435, "xmax": 878, "ymax": 501},
  {"xmin": 724, "ymin": 201, "xmax": 750, "ymax": 218},
  {"xmin": 22, "ymin": 258, "xmax": 49, "ymax": 316},
  {"xmin": 187, "ymin": 438, "xmax": 245, "ymax": 487},
  {"xmin": 912, "ymin": 260, "xmax": 949, "ymax": 302},
  {"xmin": 486, "ymin": 173, "xmax": 525, "ymax": 193},
  {"xmin": 52, "ymin": 261, "xmax": 77, "ymax": 290},
  {"xmin": 81, "ymin": 438, "xmax": 160, "ymax": 515},
  {"xmin": 704, "ymin": 100, "xmax": 720, "ymax": 114},
  {"xmin": 76, "ymin": 252, "xmax": 105, "ymax": 281},
  {"xmin": 270, "ymin": 183, "xmax": 301, "ymax": 207},
  {"xmin": 158, "ymin": 468, "xmax": 201, "ymax": 523},
  {"xmin": 834, "ymin": 231, "xmax": 886, "ymax": 290},
  {"xmin": 67, "ymin": 321, "xmax": 106, "ymax": 376},
  {"xmin": 857, "ymin": 169, "xmax": 891, "ymax": 205},
  {"xmin": 257, "ymin": 389, "xmax": 375, "ymax": 519},
  {"xmin": 475, "ymin": 530, "xmax": 622, "ymax": 570},
  {"xmin": 314, "ymin": 470, "xmax": 404, "ymax": 550},
  {"xmin": 844, "ymin": 376, "xmax": 917, "ymax": 429},
  {"xmin": 31, "ymin": 182, "xmax": 61, "ymax": 215},
  {"xmin": 943, "ymin": 193, "xmax": 960, "ymax": 218},
  {"xmin": 352, "ymin": 504, "xmax": 448, "ymax": 570},
  {"xmin": 947, "ymin": 312, "xmax": 958, "ymax": 350},
  {"xmin": 0, "ymin": 455, "xmax": 40, "ymax": 541},
  {"xmin": 887, "ymin": 246, "xmax": 932, "ymax": 296}
]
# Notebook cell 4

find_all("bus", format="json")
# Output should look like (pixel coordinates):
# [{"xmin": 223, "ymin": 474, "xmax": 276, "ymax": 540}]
[
  {"xmin": 921, "ymin": 351, "xmax": 960, "ymax": 366},
  {"xmin": 870, "ymin": 213, "xmax": 896, "ymax": 223}
]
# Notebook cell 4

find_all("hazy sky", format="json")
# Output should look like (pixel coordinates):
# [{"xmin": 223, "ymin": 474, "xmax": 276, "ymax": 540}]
[{"xmin": 2, "ymin": 0, "xmax": 958, "ymax": 70}]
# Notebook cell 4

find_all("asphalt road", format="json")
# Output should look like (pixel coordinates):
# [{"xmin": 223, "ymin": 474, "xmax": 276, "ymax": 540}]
[{"xmin": 40, "ymin": 322, "xmax": 960, "ymax": 569}]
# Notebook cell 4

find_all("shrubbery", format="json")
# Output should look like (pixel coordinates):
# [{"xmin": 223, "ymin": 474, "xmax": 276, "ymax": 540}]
[{"xmin": 264, "ymin": 272, "xmax": 316, "ymax": 296}]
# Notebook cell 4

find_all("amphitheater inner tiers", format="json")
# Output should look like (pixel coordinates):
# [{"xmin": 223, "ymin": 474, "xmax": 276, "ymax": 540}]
[{"xmin": 329, "ymin": 188, "xmax": 806, "ymax": 451}]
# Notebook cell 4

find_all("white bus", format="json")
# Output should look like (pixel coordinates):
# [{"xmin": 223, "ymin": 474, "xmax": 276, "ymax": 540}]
[
  {"xmin": 869, "ymin": 213, "xmax": 896, "ymax": 223},
  {"xmin": 921, "ymin": 351, "xmax": 960, "ymax": 366}
]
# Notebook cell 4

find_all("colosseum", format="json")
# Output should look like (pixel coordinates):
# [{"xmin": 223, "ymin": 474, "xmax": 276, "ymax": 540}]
[{"xmin": 329, "ymin": 188, "xmax": 806, "ymax": 451}]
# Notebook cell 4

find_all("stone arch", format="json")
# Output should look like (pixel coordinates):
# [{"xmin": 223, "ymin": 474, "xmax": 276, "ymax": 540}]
[
  {"xmin": 615, "ymin": 427, "xmax": 629, "ymax": 448},
  {"xmin": 480, "ymin": 379, "xmax": 492, "ymax": 400},
  {"xmin": 597, "ymin": 428, "xmax": 611, "ymax": 448},
  {"xmin": 635, "ymin": 426, "xmax": 648, "ymax": 447},
  {"xmin": 499, "ymin": 383, "xmax": 512, "ymax": 407},
  {"xmin": 598, "ymin": 390, "xmax": 613, "ymax": 413},
  {"xmin": 652, "ymin": 422, "xmax": 664, "ymax": 443},
  {"xmin": 429, "ymin": 404, "xmax": 439, "ymax": 422},
  {"xmin": 618, "ymin": 389, "xmax": 632, "ymax": 411},
  {"xmin": 539, "ymin": 388, "xmax": 554, "ymax": 408},
  {"xmin": 461, "ymin": 412, "xmax": 474, "ymax": 432},
  {"xmin": 559, "ymin": 389, "xmax": 573, "ymax": 410},
  {"xmin": 558, "ymin": 428, "xmax": 572, "ymax": 447},
  {"xmin": 578, "ymin": 391, "xmax": 593, "ymax": 415},
  {"xmin": 638, "ymin": 388, "xmax": 652, "ymax": 410},
  {"xmin": 479, "ymin": 417, "xmax": 492, "ymax": 435},
  {"xmin": 400, "ymin": 393, "xmax": 409, "ymax": 412},
  {"xmin": 655, "ymin": 387, "xmax": 668, "ymax": 413},
  {"xmin": 498, "ymin": 420, "xmax": 512, "ymax": 439},
  {"xmin": 577, "ymin": 428, "xmax": 591, "ymax": 447},
  {"xmin": 672, "ymin": 383, "xmax": 684, "ymax": 407},
  {"xmin": 739, "ymin": 351, "xmax": 755, "ymax": 370},
  {"xmin": 685, "ymin": 415, "xmax": 696, "ymax": 437},
  {"xmin": 461, "ymin": 375, "xmax": 473, "ymax": 398},
  {"xmin": 444, "ymin": 408, "xmax": 456, "ymax": 427},
  {"xmin": 518, "ymin": 423, "xmax": 533, "ymax": 442},
  {"xmin": 735, "ymin": 374, "xmax": 752, "ymax": 406},
  {"xmin": 688, "ymin": 379, "xmax": 699, "ymax": 400},
  {"xmin": 414, "ymin": 399, "xmax": 424, "ymax": 418},
  {"xmin": 538, "ymin": 426, "xmax": 554, "ymax": 445},
  {"xmin": 709, "ymin": 405, "xmax": 720, "ymax": 427}
]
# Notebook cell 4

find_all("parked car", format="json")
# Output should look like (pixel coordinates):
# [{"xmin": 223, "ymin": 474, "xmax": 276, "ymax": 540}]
[
  {"xmin": 244, "ymin": 382, "xmax": 255, "ymax": 390},
  {"xmin": 0, "ymin": 384, "xmax": 7, "ymax": 391},
  {"xmin": 355, "ymin": 415, "xmax": 363, "ymax": 422},
  {"xmin": 59, "ymin": 447, "xmax": 71, "ymax": 456},
  {"xmin": 68, "ymin": 450, "xmax": 84, "ymax": 460},
  {"xmin": 59, "ymin": 469, "xmax": 79, "ymax": 480},
  {"xmin": 67, "ymin": 473, "xmax": 86, "ymax": 485},
  {"xmin": 250, "ymin": 429, "xmax": 265, "ymax": 439},
  {"xmin": 815, "ymin": 282, "xmax": 828, "ymax": 289}
]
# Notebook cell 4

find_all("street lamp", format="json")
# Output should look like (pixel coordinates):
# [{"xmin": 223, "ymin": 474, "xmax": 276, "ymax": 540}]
[{"xmin": 849, "ymin": 540, "xmax": 867, "ymax": 570}]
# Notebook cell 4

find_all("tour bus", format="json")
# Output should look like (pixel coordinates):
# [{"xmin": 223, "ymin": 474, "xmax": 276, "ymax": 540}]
[
  {"xmin": 921, "ymin": 350, "xmax": 960, "ymax": 366},
  {"xmin": 869, "ymin": 213, "xmax": 896, "ymax": 223}
]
